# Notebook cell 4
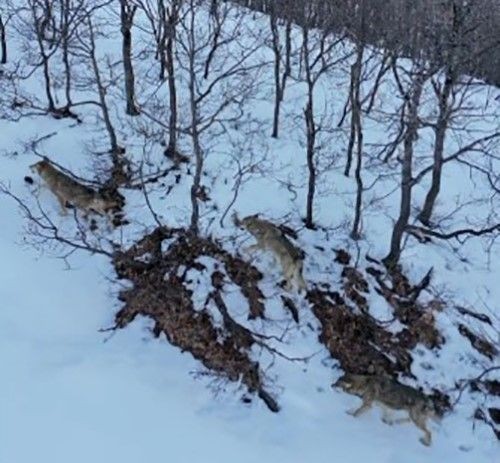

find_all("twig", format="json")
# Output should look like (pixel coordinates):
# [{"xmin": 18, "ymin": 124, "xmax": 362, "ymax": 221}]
[{"xmin": 452, "ymin": 366, "xmax": 500, "ymax": 407}]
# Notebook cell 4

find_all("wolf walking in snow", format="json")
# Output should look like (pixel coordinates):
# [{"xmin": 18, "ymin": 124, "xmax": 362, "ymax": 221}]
[
  {"xmin": 333, "ymin": 373, "xmax": 438, "ymax": 446},
  {"xmin": 234, "ymin": 213, "xmax": 306, "ymax": 292},
  {"xmin": 30, "ymin": 159, "xmax": 118, "ymax": 217}
]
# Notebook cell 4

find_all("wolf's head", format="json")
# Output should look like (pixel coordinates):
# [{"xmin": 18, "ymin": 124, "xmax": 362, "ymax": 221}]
[
  {"xmin": 333, "ymin": 373, "xmax": 369, "ymax": 396},
  {"xmin": 233, "ymin": 212, "xmax": 260, "ymax": 229},
  {"xmin": 30, "ymin": 159, "xmax": 50, "ymax": 175},
  {"xmin": 240, "ymin": 214, "xmax": 261, "ymax": 230}
]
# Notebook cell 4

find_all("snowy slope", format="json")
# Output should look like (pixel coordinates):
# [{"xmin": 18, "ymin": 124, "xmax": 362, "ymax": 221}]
[{"xmin": 1, "ymin": 3, "xmax": 499, "ymax": 463}]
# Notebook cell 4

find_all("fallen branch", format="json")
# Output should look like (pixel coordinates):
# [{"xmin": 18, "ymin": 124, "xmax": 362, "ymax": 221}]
[
  {"xmin": 453, "ymin": 366, "xmax": 500, "ymax": 407},
  {"xmin": 407, "ymin": 224, "xmax": 500, "ymax": 242}
]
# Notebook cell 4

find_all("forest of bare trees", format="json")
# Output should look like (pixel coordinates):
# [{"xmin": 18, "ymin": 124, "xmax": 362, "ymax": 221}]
[
  {"xmin": 0, "ymin": 0, "xmax": 499, "ymax": 429},
  {"xmin": 1, "ymin": 0, "xmax": 498, "ymax": 261}
]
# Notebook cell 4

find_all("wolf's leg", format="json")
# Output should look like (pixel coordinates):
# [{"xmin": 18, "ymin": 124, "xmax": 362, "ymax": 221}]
[
  {"xmin": 348, "ymin": 396, "xmax": 373, "ymax": 417},
  {"xmin": 381, "ymin": 409, "xmax": 395, "ymax": 425},
  {"xmin": 410, "ymin": 409, "xmax": 432, "ymax": 446},
  {"xmin": 392, "ymin": 417, "xmax": 411, "ymax": 425},
  {"xmin": 282, "ymin": 262, "xmax": 296, "ymax": 291},
  {"xmin": 293, "ymin": 265, "xmax": 307, "ymax": 292},
  {"xmin": 55, "ymin": 194, "xmax": 68, "ymax": 215}
]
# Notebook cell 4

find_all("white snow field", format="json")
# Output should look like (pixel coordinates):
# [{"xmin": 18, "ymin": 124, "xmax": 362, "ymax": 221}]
[{"xmin": 1, "ymin": 2, "xmax": 499, "ymax": 463}]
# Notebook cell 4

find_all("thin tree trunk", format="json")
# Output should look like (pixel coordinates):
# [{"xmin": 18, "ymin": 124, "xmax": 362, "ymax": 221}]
[
  {"xmin": 417, "ymin": 73, "xmax": 454, "ymax": 225},
  {"xmin": 383, "ymin": 69, "xmax": 425, "ymax": 268},
  {"xmin": 282, "ymin": 20, "xmax": 291, "ymax": 94},
  {"xmin": 157, "ymin": 0, "xmax": 168, "ymax": 81},
  {"xmin": 165, "ymin": 1, "xmax": 179, "ymax": 159},
  {"xmin": 350, "ymin": 43, "xmax": 365, "ymax": 239},
  {"xmin": 203, "ymin": 3, "xmax": 221, "ymax": 80},
  {"xmin": 344, "ymin": 50, "xmax": 361, "ymax": 177},
  {"xmin": 40, "ymin": 0, "xmax": 55, "ymax": 44},
  {"xmin": 30, "ymin": 1, "xmax": 56, "ymax": 112},
  {"xmin": 302, "ymin": 27, "xmax": 317, "ymax": 230},
  {"xmin": 417, "ymin": 0, "xmax": 461, "ymax": 226},
  {"xmin": 304, "ymin": 98, "xmax": 316, "ymax": 229},
  {"xmin": 344, "ymin": 100, "xmax": 356, "ymax": 176},
  {"xmin": 0, "ymin": 15, "xmax": 6, "ymax": 64},
  {"xmin": 270, "ymin": 13, "xmax": 291, "ymax": 139},
  {"xmin": 417, "ymin": 118, "xmax": 446, "ymax": 226},
  {"xmin": 351, "ymin": 119, "xmax": 364, "ymax": 239},
  {"xmin": 120, "ymin": 0, "xmax": 139, "ymax": 116},
  {"xmin": 60, "ymin": 0, "xmax": 72, "ymax": 108},
  {"xmin": 189, "ymin": 116, "xmax": 203, "ymax": 235},
  {"xmin": 209, "ymin": 0, "xmax": 217, "ymax": 16},
  {"xmin": 270, "ymin": 10, "xmax": 281, "ymax": 138},
  {"xmin": 39, "ymin": 43, "xmax": 56, "ymax": 111},
  {"xmin": 188, "ymin": 5, "xmax": 202, "ymax": 234},
  {"xmin": 88, "ymin": 18, "xmax": 119, "ymax": 154}
]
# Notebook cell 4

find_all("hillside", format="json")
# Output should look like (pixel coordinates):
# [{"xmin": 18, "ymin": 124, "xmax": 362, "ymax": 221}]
[{"xmin": 0, "ymin": 1, "xmax": 499, "ymax": 462}]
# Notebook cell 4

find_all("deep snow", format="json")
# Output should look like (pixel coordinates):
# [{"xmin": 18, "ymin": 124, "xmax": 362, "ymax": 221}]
[{"xmin": 1, "ymin": 3, "xmax": 499, "ymax": 462}]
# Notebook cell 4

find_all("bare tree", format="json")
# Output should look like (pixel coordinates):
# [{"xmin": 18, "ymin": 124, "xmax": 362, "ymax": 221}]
[
  {"xmin": 57, "ymin": 0, "xmax": 91, "ymax": 115},
  {"xmin": 0, "ymin": 13, "xmax": 7, "ymax": 64},
  {"xmin": 348, "ymin": 42, "xmax": 365, "ymax": 240},
  {"xmin": 78, "ymin": 16, "xmax": 118, "ymax": 152},
  {"xmin": 417, "ymin": 0, "xmax": 487, "ymax": 226},
  {"xmin": 133, "ymin": 0, "xmax": 182, "ymax": 160},
  {"xmin": 39, "ymin": 0, "xmax": 56, "ymax": 43},
  {"xmin": 162, "ymin": 0, "xmax": 181, "ymax": 160},
  {"xmin": 119, "ymin": 0, "xmax": 139, "ymax": 115},
  {"xmin": 59, "ymin": 0, "xmax": 74, "ymax": 109},
  {"xmin": 27, "ymin": 0, "xmax": 58, "ymax": 112},
  {"xmin": 343, "ymin": 0, "xmax": 371, "ymax": 239},
  {"xmin": 383, "ymin": 60, "xmax": 429, "ymax": 268},
  {"xmin": 8, "ymin": 0, "xmax": 87, "ymax": 115},
  {"xmin": 269, "ymin": 1, "xmax": 292, "ymax": 138},
  {"xmin": 176, "ymin": 0, "xmax": 265, "ymax": 234},
  {"xmin": 300, "ymin": 6, "xmax": 346, "ymax": 229},
  {"xmin": 72, "ymin": 4, "xmax": 128, "ymax": 186}
]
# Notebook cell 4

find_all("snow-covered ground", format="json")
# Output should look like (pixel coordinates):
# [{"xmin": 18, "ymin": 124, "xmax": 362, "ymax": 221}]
[{"xmin": 1, "ymin": 3, "xmax": 499, "ymax": 462}]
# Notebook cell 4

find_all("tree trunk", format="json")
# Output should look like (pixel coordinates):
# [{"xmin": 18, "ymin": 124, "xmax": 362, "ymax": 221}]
[
  {"xmin": 188, "ymin": 5, "xmax": 202, "ymax": 235},
  {"xmin": 344, "ymin": 102, "xmax": 356, "ymax": 177},
  {"xmin": 282, "ymin": 20, "xmax": 291, "ymax": 93},
  {"xmin": 270, "ymin": 11, "xmax": 281, "ymax": 138},
  {"xmin": 164, "ymin": 1, "xmax": 179, "ymax": 160},
  {"xmin": 30, "ymin": 1, "xmax": 56, "ymax": 112},
  {"xmin": 88, "ymin": 18, "xmax": 119, "ymax": 154},
  {"xmin": 60, "ymin": 0, "xmax": 72, "ymax": 108},
  {"xmin": 383, "ymin": 69, "xmax": 425, "ymax": 268},
  {"xmin": 0, "ymin": 15, "xmax": 6, "ymax": 64},
  {"xmin": 190, "ymin": 121, "xmax": 203, "ymax": 235},
  {"xmin": 417, "ymin": 73, "xmax": 454, "ymax": 226},
  {"xmin": 350, "ymin": 44, "xmax": 365, "ymax": 240},
  {"xmin": 351, "ymin": 120, "xmax": 364, "ymax": 239},
  {"xmin": 120, "ymin": 0, "xmax": 139, "ymax": 116},
  {"xmin": 417, "ymin": 120, "xmax": 446, "ymax": 226},
  {"xmin": 270, "ymin": 13, "xmax": 291, "ymax": 139},
  {"xmin": 40, "ymin": 46, "xmax": 55, "ymax": 111},
  {"xmin": 304, "ymin": 99, "xmax": 316, "ymax": 229},
  {"xmin": 157, "ymin": 0, "xmax": 168, "ymax": 81},
  {"xmin": 302, "ymin": 27, "xmax": 317, "ymax": 230}
]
